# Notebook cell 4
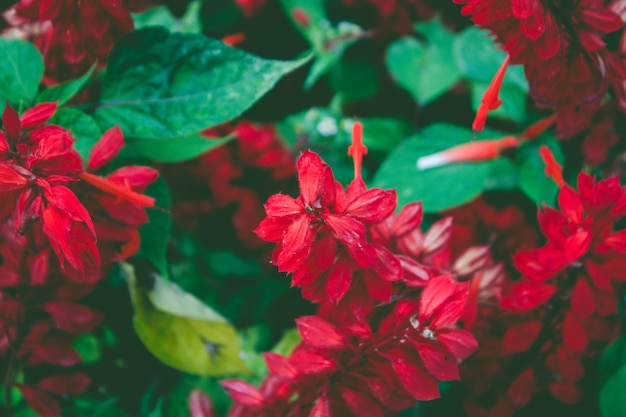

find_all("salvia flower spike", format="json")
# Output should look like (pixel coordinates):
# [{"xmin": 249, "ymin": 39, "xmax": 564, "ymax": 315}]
[
  {"xmin": 538, "ymin": 145, "xmax": 565, "ymax": 188},
  {"xmin": 417, "ymin": 136, "xmax": 518, "ymax": 170},
  {"xmin": 348, "ymin": 120, "xmax": 368, "ymax": 180}
]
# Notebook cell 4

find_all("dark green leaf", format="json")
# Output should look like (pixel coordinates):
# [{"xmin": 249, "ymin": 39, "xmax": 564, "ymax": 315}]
[
  {"xmin": 599, "ymin": 334, "xmax": 626, "ymax": 385},
  {"xmin": 133, "ymin": 0, "xmax": 201, "ymax": 33},
  {"xmin": 96, "ymin": 28, "xmax": 309, "ymax": 139},
  {"xmin": 129, "ymin": 134, "xmax": 232, "ymax": 163},
  {"xmin": 600, "ymin": 364, "xmax": 626, "ymax": 417},
  {"xmin": 205, "ymin": 251, "xmax": 261, "ymax": 277},
  {"xmin": 50, "ymin": 108, "xmax": 103, "ymax": 164},
  {"xmin": 516, "ymin": 133, "xmax": 563, "ymax": 206},
  {"xmin": 372, "ymin": 124, "xmax": 500, "ymax": 212},
  {"xmin": 330, "ymin": 60, "xmax": 378, "ymax": 101},
  {"xmin": 485, "ymin": 158, "xmax": 518, "ymax": 190},
  {"xmin": 36, "ymin": 65, "xmax": 95, "ymax": 106},
  {"xmin": 72, "ymin": 334, "xmax": 101, "ymax": 363},
  {"xmin": 138, "ymin": 176, "xmax": 172, "ymax": 277},
  {"xmin": 471, "ymin": 82, "xmax": 527, "ymax": 124},
  {"xmin": 0, "ymin": 38, "xmax": 44, "ymax": 108}
]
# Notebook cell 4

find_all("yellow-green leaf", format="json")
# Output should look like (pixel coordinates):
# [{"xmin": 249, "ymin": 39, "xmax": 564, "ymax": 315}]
[{"xmin": 123, "ymin": 263, "xmax": 250, "ymax": 377}]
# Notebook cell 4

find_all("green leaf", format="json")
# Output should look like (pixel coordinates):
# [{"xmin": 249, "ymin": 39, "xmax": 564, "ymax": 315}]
[
  {"xmin": 129, "ymin": 134, "xmax": 232, "ymax": 163},
  {"xmin": 50, "ymin": 108, "xmax": 103, "ymax": 164},
  {"xmin": 453, "ymin": 26, "xmax": 528, "ymax": 92},
  {"xmin": 330, "ymin": 59, "xmax": 378, "ymax": 101},
  {"xmin": 271, "ymin": 328, "xmax": 301, "ymax": 357},
  {"xmin": 279, "ymin": 0, "xmax": 326, "ymax": 46},
  {"xmin": 485, "ymin": 158, "xmax": 518, "ymax": 190},
  {"xmin": 372, "ymin": 124, "xmax": 499, "ymax": 212},
  {"xmin": 516, "ymin": 133, "xmax": 563, "ymax": 206},
  {"xmin": 123, "ymin": 263, "xmax": 250, "ymax": 376},
  {"xmin": 599, "ymin": 335, "xmax": 626, "ymax": 385},
  {"xmin": 205, "ymin": 251, "xmax": 261, "ymax": 277},
  {"xmin": 138, "ymin": 176, "xmax": 172, "ymax": 277},
  {"xmin": 386, "ymin": 17, "xmax": 462, "ymax": 105},
  {"xmin": 600, "ymin": 364, "xmax": 626, "ymax": 417},
  {"xmin": 73, "ymin": 334, "xmax": 101, "ymax": 363},
  {"xmin": 36, "ymin": 65, "xmax": 95, "ymax": 106},
  {"xmin": 133, "ymin": 0, "xmax": 202, "ymax": 33},
  {"xmin": 0, "ymin": 38, "xmax": 44, "ymax": 108},
  {"xmin": 96, "ymin": 27, "xmax": 310, "ymax": 139},
  {"xmin": 74, "ymin": 398, "xmax": 133, "ymax": 417}
]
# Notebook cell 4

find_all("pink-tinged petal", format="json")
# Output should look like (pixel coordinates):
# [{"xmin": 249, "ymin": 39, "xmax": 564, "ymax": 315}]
[
  {"xmin": 264, "ymin": 193, "xmax": 302, "ymax": 217},
  {"xmin": 296, "ymin": 316, "xmax": 345, "ymax": 349},
  {"xmin": 311, "ymin": 231, "xmax": 338, "ymax": 270},
  {"xmin": 390, "ymin": 351, "xmax": 440, "ymax": 400},
  {"xmin": 511, "ymin": 0, "xmax": 537, "ymax": 18},
  {"xmin": 363, "ymin": 271, "xmax": 393, "ymax": 301},
  {"xmin": 422, "ymin": 217, "xmax": 452, "ymax": 256},
  {"xmin": 263, "ymin": 352, "xmax": 297, "ymax": 379},
  {"xmin": 341, "ymin": 388, "xmax": 384, "ymax": 417},
  {"xmin": 29, "ymin": 344, "xmax": 81, "ymax": 367},
  {"xmin": 520, "ymin": 2, "xmax": 545, "ymax": 40},
  {"xmin": 344, "ymin": 188, "xmax": 396, "ymax": 223},
  {"xmin": 21, "ymin": 102, "xmax": 57, "ymax": 129},
  {"xmin": 548, "ymin": 382, "xmax": 583, "ymax": 404},
  {"xmin": 394, "ymin": 202, "xmax": 423, "ymax": 237},
  {"xmin": 437, "ymin": 329, "xmax": 478, "ymax": 359},
  {"xmin": 397, "ymin": 255, "xmax": 430, "ymax": 287},
  {"xmin": 0, "ymin": 164, "xmax": 30, "ymax": 191},
  {"xmin": 38, "ymin": 372, "xmax": 90, "ymax": 395},
  {"xmin": 326, "ymin": 257, "xmax": 352, "ymax": 302},
  {"xmin": 289, "ymin": 349, "xmax": 336, "ymax": 374},
  {"xmin": 0, "ymin": 131, "xmax": 8, "ymax": 153},
  {"xmin": 40, "ymin": 301, "xmax": 103, "ymax": 333},
  {"xmin": 310, "ymin": 394, "xmax": 331, "ymax": 417},
  {"xmin": 3, "ymin": 103, "xmax": 21, "ymax": 140},
  {"xmin": 506, "ymin": 369, "xmax": 535, "ymax": 406},
  {"xmin": 220, "ymin": 380, "xmax": 264, "ymax": 407},
  {"xmin": 188, "ymin": 389, "xmax": 214, "ymax": 417},
  {"xmin": 556, "ymin": 347, "xmax": 584, "ymax": 381},
  {"xmin": 430, "ymin": 283, "xmax": 470, "ymax": 328},
  {"xmin": 324, "ymin": 214, "xmax": 376, "ymax": 267},
  {"xmin": 578, "ymin": 28, "xmax": 605, "ymax": 51},
  {"xmin": 416, "ymin": 342, "xmax": 460, "ymax": 381},
  {"xmin": 563, "ymin": 312, "xmax": 588, "ymax": 352},
  {"xmin": 571, "ymin": 278, "xmax": 595, "ymax": 320},
  {"xmin": 18, "ymin": 386, "xmax": 60, "ymax": 417},
  {"xmin": 513, "ymin": 246, "xmax": 564, "ymax": 282},
  {"xmin": 43, "ymin": 185, "xmax": 95, "ymax": 235},
  {"xmin": 535, "ymin": 11, "xmax": 561, "ymax": 59},
  {"xmin": 563, "ymin": 229, "xmax": 591, "ymax": 262},
  {"xmin": 419, "ymin": 274, "xmax": 455, "ymax": 321},
  {"xmin": 500, "ymin": 282, "xmax": 556, "ymax": 310},
  {"xmin": 276, "ymin": 215, "xmax": 313, "ymax": 271},
  {"xmin": 254, "ymin": 216, "xmax": 291, "ymax": 242},
  {"xmin": 373, "ymin": 246, "xmax": 402, "ymax": 282},
  {"xmin": 88, "ymin": 125, "xmax": 124, "ymax": 171},
  {"xmin": 452, "ymin": 246, "xmax": 491, "ymax": 277},
  {"xmin": 605, "ymin": 229, "xmax": 626, "ymax": 252},
  {"xmin": 558, "ymin": 185, "xmax": 584, "ymax": 224},
  {"xmin": 503, "ymin": 321, "xmax": 542, "ymax": 353}
]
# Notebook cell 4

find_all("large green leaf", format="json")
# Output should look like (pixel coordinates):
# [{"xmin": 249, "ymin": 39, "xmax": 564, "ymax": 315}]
[
  {"xmin": 386, "ymin": 17, "xmax": 462, "ymax": 105},
  {"xmin": 0, "ymin": 38, "xmax": 44, "ymax": 108},
  {"xmin": 516, "ymin": 133, "xmax": 564, "ymax": 207},
  {"xmin": 133, "ymin": 0, "xmax": 202, "ymax": 33},
  {"xmin": 138, "ymin": 177, "xmax": 172, "ymax": 277},
  {"xmin": 599, "ymin": 335, "xmax": 626, "ymax": 385},
  {"xmin": 36, "ymin": 65, "xmax": 95, "ymax": 106},
  {"xmin": 50, "ymin": 108, "xmax": 103, "ymax": 164},
  {"xmin": 124, "ymin": 263, "xmax": 250, "ymax": 377},
  {"xmin": 129, "ymin": 134, "xmax": 232, "ymax": 163},
  {"xmin": 372, "ymin": 124, "xmax": 502, "ymax": 212},
  {"xmin": 96, "ymin": 27, "xmax": 309, "ymax": 139},
  {"xmin": 600, "ymin": 364, "xmax": 626, "ymax": 417}
]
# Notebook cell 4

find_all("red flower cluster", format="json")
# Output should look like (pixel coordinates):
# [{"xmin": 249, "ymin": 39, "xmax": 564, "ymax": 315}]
[
  {"xmin": 458, "ymin": 173, "xmax": 626, "ymax": 416},
  {"xmin": 0, "ymin": 102, "xmax": 156, "ymax": 416},
  {"xmin": 6, "ymin": 0, "xmax": 145, "ymax": 79},
  {"xmin": 223, "ymin": 123, "xmax": 479, "ymax": 416},
  {"xmin": 453, "ymin": 0, "xmax": 626, "ymax": 137},
  {"xmin": 163, "ymin": 122, "xmax": 296, "ymax": 249}
]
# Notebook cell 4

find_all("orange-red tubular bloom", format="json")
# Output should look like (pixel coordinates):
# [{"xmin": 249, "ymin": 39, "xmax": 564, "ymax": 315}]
[
  {"xmin": 417, "ymin": 136, "xmax": 518, "ymax": 170},
  {"xmin": 473, "ymin": 55, "xmax": 510, "ymax": 133}
]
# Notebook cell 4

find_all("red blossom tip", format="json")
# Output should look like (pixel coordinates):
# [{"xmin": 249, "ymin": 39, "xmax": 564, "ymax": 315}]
[
  {"xmin": 21, "ymin": 102, "xmax": 58, "ymax": 130},
  {"xmin": 88, "ymin": 126, "xmax": 125, "ymax": 171},
  {"xmin": 417, "ymin": 136, "xmax": 518, "ymax": 170},
  {"xmin": 348, "ymin": 121, "xmax": 367, "ymax": 180},
  {"xmin": 3, "ymin": 102, "xmax": 21, "ymax": 140},
  {"xmin": 472, "ymin": 55, "xmax": 510, "ymax": 133},
  {"xmin": 538, "ymin": 145, "xmax": 565, "ymax": 188}
]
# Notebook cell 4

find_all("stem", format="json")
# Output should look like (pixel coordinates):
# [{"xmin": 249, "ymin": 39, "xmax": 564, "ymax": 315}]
[{"xmin": 3, "ymin": 354, "xmax": 15, "ymax": 417}]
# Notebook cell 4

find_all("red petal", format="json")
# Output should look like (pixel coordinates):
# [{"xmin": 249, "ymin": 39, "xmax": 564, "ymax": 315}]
[
  {"xmin": 500, "ymin": 282, "xmax": 556, "ymax": 310},
  {"xmin": 310, "ymin": 394, "xmax": 331, "ymax": 417},
  {"xmin": 571, "ymin": 278, "xmax": 595, "ymax": 320},
  {"xmin": 416, "ymin": 342, "xmax": 460, "ymax": 381},
  {"xmin": 341, "ymin": 388, "xmax": 384, "ymax": 417},
  {"xmin": 507, "ymin": 369, "xmax": 535, "ymax": 406},
  {"xmin": 289, "ymin": 349, "xmax": 336, "ymax": 374},
  {"xmin": 563, "ymin": 229, "xmax": 591, "ymax": 262},
  {"xmin": 40, "ymin": 301, "xmax": 103, "ymax": 333},
  {"xmin": 344, "ymin": 188, "xmax": 396, "ymax": 223},
  {"xmin": 364, "ymin": 271, "xmax": 393, "ymax": 301},
  {"xmin": 276, "ymin": 215, "xmax": 313, "ymax": 271},
  {"xmin": 390, "ymin": 351, "xmax": 440, "ymax": 400},
  {"xmin": 188, "ymin": 388, "xmax": 214, "ymax": 417},
  {"xmin": 324, "ymin": 214, "xmax": 376, "ymax": 267},
  {"xmin": 419, "ymin": 274, "xmax": 455, "ymax": 321},
  {"xmin": 393, "ymin": 202, "xmax": 423, "ymax": 236},
  {"xmin": 325, "ymin": 257, "xmax": 353, "ymax": 302},
  {"xmin": 437, "ymin": 329, "xmax": 478, "ymax": 359},
  {"xmin": 535, "ymin": 11, "xmax": 561, "ymax": 59},
  {"xmin": 3, "ymin": 103, "xmax": 21, "ymax": 140},
  {"xmin": 297, "ymin": 150, "xmax": 333, "ymax": 207},
  {"xmin": 563, "ymin": 312, "xmax": 588, "ymax": 352},
  {"xmin": 38, "ymin": 372, "xmax": 90, "ymax": 395},
  {"xmin": 503, "ymin": 321, "xmax": 542, "ymax": 353},
  {"xmin": 581, "ymin": 9, "xmax": 623, "ymax": 33},
  {"xmin": 88, "ymin": 126, "xmax": 124, "ymax": 171},
  {"xmin": 263, "ymin": 352, "xmax": 297, "ymax": 379},
  {"xmin": 548, "ymin": 381, "xmax": 583, "ymax": 404},
  {"xmin": 452, "ymin": 246, "xmax": 491, "ymax": 277},
  {"xmin": 422, "ymin": 217, "xmax": 452, "ymax": 256},
  {"xmin": 0, "ymin": 165, "xmax": 30, "ymax": 192},
  {"xmin": 511, "ymin": 0, "xmax": 537, "ymax": 18},
  {"xmin": 605, "ymin": 229, "xmax": 626, "ymax": 252},
  {"xmin": 220, "ymin": 380, "xmax": 264, "ymax": 406},
  {"xmin": 21, "ymin": 102, "xmax": 57, "ymax": 129},
  {"xmin": 18, "ymin": 386, "xmax": 60, "ymax": 417},
  {"xmin": 264, "ymin": 194, "xmax": 302, "ymax": 217},
  {"xmin": 558, "ymin": 185, "xmax": 584, "ymax": 224},
  {"xmin": 296, "ymin": 316, "xmax": 345, "ymax": 349},
  {"xmin": 107, "ymin": 166, "xmax": 159, "ymax": 189}
]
